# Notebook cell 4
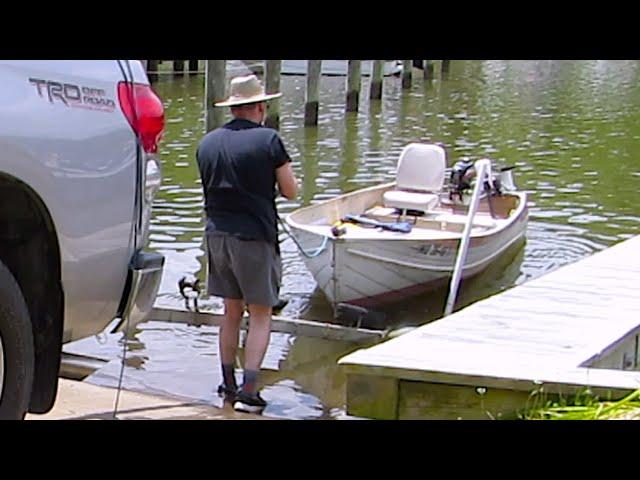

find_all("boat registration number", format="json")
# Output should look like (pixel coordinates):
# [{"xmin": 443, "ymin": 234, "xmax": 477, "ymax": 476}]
[{"xmin": 415, "ymin": 244, "xmax": 451, "ymax": 257}]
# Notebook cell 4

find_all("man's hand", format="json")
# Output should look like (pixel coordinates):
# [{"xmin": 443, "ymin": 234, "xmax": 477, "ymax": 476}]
[{"xmin": 276, "ymin": 162, "xmax": 298, "ymax": 200}]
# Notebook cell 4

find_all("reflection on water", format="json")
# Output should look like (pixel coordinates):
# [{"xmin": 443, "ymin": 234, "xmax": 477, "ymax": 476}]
[
  {"xmin": 68, "ymin": 60, "xmax": 640, "ymax": 419},
  {"xmin": 66, "ymin": 320, "xmax": 363, "ymax": 420}
]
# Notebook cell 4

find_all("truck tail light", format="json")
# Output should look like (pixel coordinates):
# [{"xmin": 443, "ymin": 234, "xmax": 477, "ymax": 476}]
[{"xmin": 117, "ymin": 82, "xmax": 165, "ymax": 153}]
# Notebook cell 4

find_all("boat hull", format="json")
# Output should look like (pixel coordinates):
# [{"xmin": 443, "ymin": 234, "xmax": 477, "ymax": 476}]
[
  {"xmin": 286, "ymin": 183, "xmax": 528, "ymax": 310},
  {"xmin": 332, "ymin": 212, "xmax": 527, "ymax": 307}
]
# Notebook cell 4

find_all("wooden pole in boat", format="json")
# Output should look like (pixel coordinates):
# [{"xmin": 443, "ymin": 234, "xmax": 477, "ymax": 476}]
[
  {"xmin": 205, "ymin": 60, "xmax": 227, "ymax": 132},
  {"xmin": 265, "ymin": 60, "xmax": 281, "ymax": 130},
  {"xmin": 346, "ymin": 60, "xmax": 361, "ymax": 112},
  {"xmin": 305, "ymin": 60, "xmax": 322, "ymax": 126},
  {"xmin": 370, "ymin": 60, "xmax": 384, "ymax": 100},
  {"xmin": 444, "ymin": 159, "xmax": 491, "ymax": 317},
  {"xmin": 173, "ymin": 60, "xmax": 185, "ymax": 75},
  {"xmin": 402, "ymin": 60, "xmax": 412, "ymax": 89}
]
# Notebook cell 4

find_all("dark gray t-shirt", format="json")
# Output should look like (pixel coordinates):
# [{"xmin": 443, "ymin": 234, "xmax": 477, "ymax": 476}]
[{"xmin": 196, "ymin": 118, "xmax": 291, "ymax": 244}]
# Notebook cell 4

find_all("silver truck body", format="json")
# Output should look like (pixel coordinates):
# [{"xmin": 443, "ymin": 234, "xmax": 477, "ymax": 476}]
[
  {"xmin": 0, "ymin": 60, "xmax": 165, "ymax": 418},
  {"xmin": 0, "ymin": 60, "xmax": 159, "ymax": 342}
]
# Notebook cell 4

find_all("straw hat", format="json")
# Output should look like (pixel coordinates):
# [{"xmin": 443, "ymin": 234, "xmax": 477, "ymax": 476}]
[{"xmin": 214, "ymin": 74, "xmax": 282, "ymax": 107}]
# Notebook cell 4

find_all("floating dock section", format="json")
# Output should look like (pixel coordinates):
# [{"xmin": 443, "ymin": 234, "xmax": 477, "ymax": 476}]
[{"xmin": 338, "ymin": 235, "xmax": 640, "ymax": 419}]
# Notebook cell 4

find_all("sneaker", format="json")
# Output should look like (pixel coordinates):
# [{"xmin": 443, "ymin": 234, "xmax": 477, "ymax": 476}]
[
  {"xmin": 217, "ymin": 384, "xmax": 238, "ymax": 401},
  {"xmin": 233, "ymin": 390, "xmax": 267, "ymax": 414}
]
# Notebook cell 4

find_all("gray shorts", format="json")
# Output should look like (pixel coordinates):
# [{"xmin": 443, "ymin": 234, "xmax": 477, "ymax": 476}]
[{"xmin": 206, "ymin": 232, "xmax": 281, "ymax": 307}]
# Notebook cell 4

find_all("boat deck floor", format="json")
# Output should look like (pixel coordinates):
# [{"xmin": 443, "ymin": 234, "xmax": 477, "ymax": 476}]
[{"xmin": 301, "ymin": 205, "xmax": 501, "ymax": 240}]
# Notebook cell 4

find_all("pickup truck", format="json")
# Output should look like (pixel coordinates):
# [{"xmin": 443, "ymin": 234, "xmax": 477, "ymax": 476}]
[{"xmin": 0, "ymin": 60, "xmax": 165, "ymax": 419}]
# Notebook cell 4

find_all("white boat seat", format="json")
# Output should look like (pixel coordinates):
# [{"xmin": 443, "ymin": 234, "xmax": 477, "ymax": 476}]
[
  {"xmin": 383, "ymin": 143, "xmax": 446, "ymax": 214},
  {"xmin": 382, "ymin": 190, "xmax": 440, "ymax": 212}
]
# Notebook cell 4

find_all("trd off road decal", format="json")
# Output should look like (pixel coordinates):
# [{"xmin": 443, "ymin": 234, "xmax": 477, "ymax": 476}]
[{"xmin": 29, "ymin": 78, "xmax": 116, "ymax": 112}]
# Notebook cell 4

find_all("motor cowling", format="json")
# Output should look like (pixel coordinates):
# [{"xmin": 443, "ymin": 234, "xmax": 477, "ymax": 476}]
[{"xmin": 449, "ymin": 159, "xmax": 475, "ymax": 201}]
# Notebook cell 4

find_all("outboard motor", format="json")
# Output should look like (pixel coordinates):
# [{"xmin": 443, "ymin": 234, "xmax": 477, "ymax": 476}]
[
  {"xmin": 497, "ymin": 166, "xmax": 517, "ymax": 192},
  {"xmin": 485, "ymin": 165, "xmax": 517, "ymax": 196},
  {"xmin": 449, "ymin": 158, "xmax": 475, "ymax": 201}
]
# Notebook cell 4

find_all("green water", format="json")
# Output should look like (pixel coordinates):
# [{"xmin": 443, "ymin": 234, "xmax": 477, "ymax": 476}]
[{"xmin": 149, "ymin": 60, "xmax": 640, "ymax": 325}]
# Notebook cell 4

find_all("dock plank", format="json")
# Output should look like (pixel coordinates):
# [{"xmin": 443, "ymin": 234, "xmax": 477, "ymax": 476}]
[{"xmin": 339, "ymin": 235, "xmax": 640, "ymax": 419}]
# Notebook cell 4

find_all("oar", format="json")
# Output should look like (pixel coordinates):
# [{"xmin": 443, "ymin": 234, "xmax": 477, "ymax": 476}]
[{"xmin": 342, "ymin": 214, "xmax": 413, "ymax": 233}]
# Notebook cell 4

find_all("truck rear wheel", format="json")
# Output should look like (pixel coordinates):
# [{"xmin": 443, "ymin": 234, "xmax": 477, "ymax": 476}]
[{"xmin": 0, "ymin": 260, "xmax": 34, "ymax": 420}]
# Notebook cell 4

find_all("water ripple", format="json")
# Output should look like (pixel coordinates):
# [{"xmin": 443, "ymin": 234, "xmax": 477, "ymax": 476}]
[{"xmin": 146, "ymin": 60, "xmax": 640, "ymax": 323}]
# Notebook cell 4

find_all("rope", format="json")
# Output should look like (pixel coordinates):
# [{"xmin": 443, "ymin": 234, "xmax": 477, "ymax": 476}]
[
  {"xmin": 277, "ymin": 216, "xmax": 330, "ymax": 259},
  {"xmin": 112, "ymin": 319, "xmax": 129, "ymax": 419},
  {"xmin": 112, "ymin": 59, "xmax": 137, "ymax": 420}
]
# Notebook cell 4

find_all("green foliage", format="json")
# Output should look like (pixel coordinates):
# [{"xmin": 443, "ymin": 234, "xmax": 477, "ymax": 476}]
[{"xmin": 520, "ymin": 387, "xmax": 640, "ymax": 420}]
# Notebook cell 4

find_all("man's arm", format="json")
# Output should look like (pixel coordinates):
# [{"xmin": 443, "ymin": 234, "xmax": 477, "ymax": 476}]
[{"xmin": 276, "ymin": 162, "xmax": 298, "ymax": 200}]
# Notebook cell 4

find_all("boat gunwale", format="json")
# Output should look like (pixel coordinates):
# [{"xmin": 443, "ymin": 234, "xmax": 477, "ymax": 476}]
[{"xmin": 285, "ymin": 182, "xmax": 528, "ymax": 243}]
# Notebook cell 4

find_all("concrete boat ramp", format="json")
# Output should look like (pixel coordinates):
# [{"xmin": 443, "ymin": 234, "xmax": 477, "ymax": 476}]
[
  {"xmin": 338, "ymin": 235, "xmax": 640, "ymax": 419},
  {"xmin": 26, "ymin": 378, "xmax": 271, "ymax": 420},
  {"xmin": 27, "ymin": 309, "xmax": 381, "ymax": 421}
]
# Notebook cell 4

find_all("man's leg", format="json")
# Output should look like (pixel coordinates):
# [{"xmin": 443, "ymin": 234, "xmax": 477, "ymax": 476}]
[
  {"xmin": 240, "ymin": 304, "xmax": 272, "ymax": 395},
  {"xmin": 219, "ymin": 297, "xmax": 244, "ymax": 392},
  {"xmin": 228, "ymin": 237, "xmax": 279, "ymax": 411}
]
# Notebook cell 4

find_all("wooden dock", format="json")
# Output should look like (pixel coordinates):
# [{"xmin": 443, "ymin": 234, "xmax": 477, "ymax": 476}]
[
  {"xmin": 150, "ymin": 307, "xmax": 384, "ymax": 344},
  {"xmin": 338, "ymin": 235, "xmax": 640, "ymax": 419}
]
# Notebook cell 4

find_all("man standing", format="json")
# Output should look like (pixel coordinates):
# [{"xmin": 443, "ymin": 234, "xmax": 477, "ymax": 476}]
[{"xmin": 196, "ymin": 74, "xmax": 298, "ymax": 413}]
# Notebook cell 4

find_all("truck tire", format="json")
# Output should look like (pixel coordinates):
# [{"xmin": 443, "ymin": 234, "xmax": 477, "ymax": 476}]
[{"xmin": 0, "ymin": 260, "xmax": 34, "ymax": 420}]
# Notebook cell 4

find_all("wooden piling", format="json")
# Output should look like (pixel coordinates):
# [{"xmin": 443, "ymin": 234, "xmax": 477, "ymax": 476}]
[
  {"xmin": 346, "ymin": 60, "xmax": 361, "ymax": 112},
  {"xmin": 146, "ymin": 60, "xmax": 159, "ymax": 73},
  {"xmin": 173, "ymin": 60, "xmax": 185, "ymax": 75},
  {"xmin": 442, "ymin": 60, "xmax": 451, "ymax": 79},
  {"xmin": 146, "ymin": 60, "xmax": 159, "ymax": 83},
  {"xmin": 265, "ymin": 60, "xmax": 282, "ymax": 130},
  {"xmin": 424, "ymin": 60, "xmax": 434, "ymax": 80},
  {"xmin": 402, "ymin": 60, "xmax": 412, "ymax": 89},
  {"xmin": 205, "ymin": 60, "xmax": 227, "ymax": 132},
  {"xmin": 369, "ymin": 60, "xmax": 384, "ymax": 100},
  {"xmin": 304, "ymin": 60, "xmax": 322, "ymax": 126},
  {"xmin": 188, "ymin": 60, "xmax": 199, "ymax": 73}
]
